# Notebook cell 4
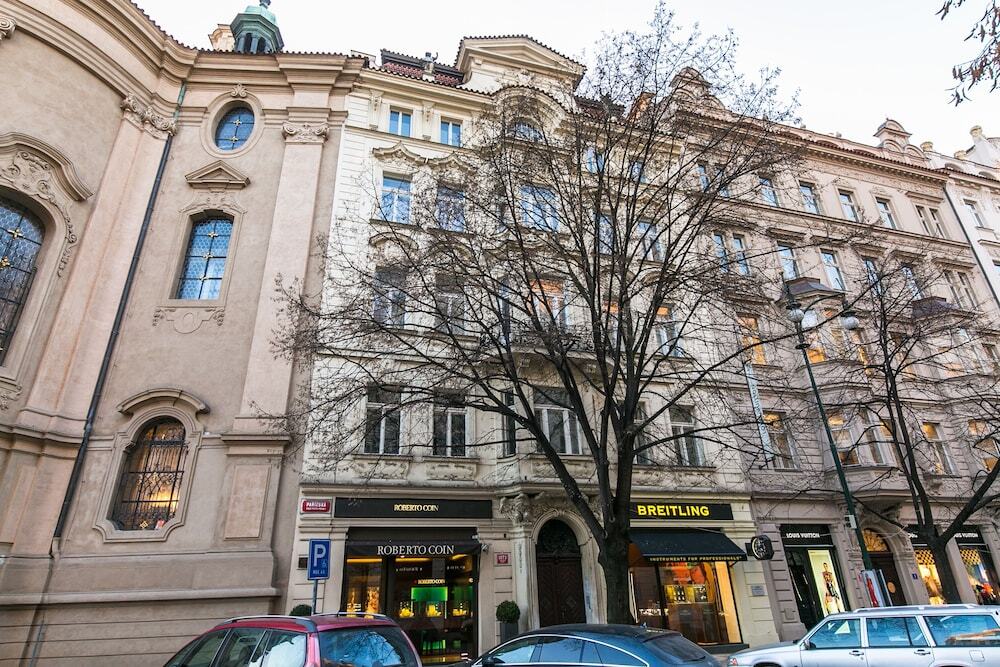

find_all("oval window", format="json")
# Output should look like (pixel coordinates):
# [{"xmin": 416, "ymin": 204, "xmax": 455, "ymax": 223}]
[{"xmin": 214, "ymin": 106, "xmax": 255, "ymax": 151}]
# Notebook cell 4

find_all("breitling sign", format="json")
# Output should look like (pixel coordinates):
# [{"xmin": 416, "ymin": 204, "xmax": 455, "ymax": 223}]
[{"xmin": 630, "ymin": 501, "xmax": 734, "ymax": 521}]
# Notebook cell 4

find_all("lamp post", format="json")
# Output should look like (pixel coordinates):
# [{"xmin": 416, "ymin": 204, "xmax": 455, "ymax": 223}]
[{"xmin": 785, "ymin": 289, "xmax": 880, "ymax": 590}]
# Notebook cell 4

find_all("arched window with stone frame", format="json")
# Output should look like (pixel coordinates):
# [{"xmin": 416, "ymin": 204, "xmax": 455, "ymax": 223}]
[
  {"xmin": 0, "ymin": 195, "xmax": 44, "ymax": 364},
  {"xmin": 108, "ymin": 417, "xmax": 188, "ymax": 531}
]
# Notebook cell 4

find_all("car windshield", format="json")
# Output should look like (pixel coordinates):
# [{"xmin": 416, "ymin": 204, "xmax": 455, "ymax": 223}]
[
  {"xmin": 645, "ymin": 634, "xmax": 711, "ymax": 664},
  {"xmin": 319, "ymin": 626, "xmax": 419, "ymax": 667}
]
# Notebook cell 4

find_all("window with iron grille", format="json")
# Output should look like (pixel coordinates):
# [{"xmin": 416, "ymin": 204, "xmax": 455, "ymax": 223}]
[
  {"xmin": 0, "ymin": 196, "xmax": 44, "ymax": 364},
  {"xmin": 176, "ymin": 216, "xmax": 233, "ymax": 300},
  {"xmin": 108, "ymin": 418, "xmax": 187, "ymax": 531}
]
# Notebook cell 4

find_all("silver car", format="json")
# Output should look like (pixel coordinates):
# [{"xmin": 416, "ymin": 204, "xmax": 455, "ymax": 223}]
[{"xmin": 728, "ymin": 604, "xmax": 1000, "ymax": 667}]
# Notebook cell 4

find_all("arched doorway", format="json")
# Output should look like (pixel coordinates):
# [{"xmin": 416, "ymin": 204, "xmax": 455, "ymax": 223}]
[
  {"xmin": 864, "ymin": 529, "xmax": 907, "ymax": 606},
  {"xmin": 535, "ymin": 519, "xmax": 586, "ymax": 627}
]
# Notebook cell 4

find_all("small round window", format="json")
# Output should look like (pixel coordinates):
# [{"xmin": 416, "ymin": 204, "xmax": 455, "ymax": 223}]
[{"xmin": 214, "ymin": 106, "xmax": 255, "ymax": 151}]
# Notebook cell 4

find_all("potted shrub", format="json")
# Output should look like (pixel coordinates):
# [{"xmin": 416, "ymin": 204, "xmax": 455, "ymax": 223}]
[
  {"xmin": 496, "ymin": 600, "xmax": 520, "ymax": 642},
  {"xmin": 289, "ymin": 604, "xmax": 312, "ymax": 616}
]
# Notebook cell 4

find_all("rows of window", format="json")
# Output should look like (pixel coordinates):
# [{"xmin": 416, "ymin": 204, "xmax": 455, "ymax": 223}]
[
  {"xmin": 387, "ymin": 106, "xmax": 463, "ymax": 147},
  {"xmin": 361, "ymin": 384, "xmax": 711, "ymax": 467}
]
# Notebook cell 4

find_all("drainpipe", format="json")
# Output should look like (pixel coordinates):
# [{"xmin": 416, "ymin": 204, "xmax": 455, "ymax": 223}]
[
  {"xmin": 943, "ymin": 187, "xmax": 1000, "ymax": 310},
  {"xmin": 53, "ymin": 82, "xmax": 187, "ymax": 539}
]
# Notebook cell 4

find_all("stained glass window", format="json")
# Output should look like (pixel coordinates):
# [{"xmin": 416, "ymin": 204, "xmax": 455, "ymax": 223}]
[
  {"xmin": 109, "ymin": 418, "xmax": 187, "ymax": 531},
  {"xmin": 176, "ymin": 217, "xmax": 232, "ymax": 300},
  {"xmin": 214, "ymin": 106, "xmax": 255, "ymax": 151},
  {"xmin": 0, "ymin": 196, "xmax": 44, "ymax": 364}
]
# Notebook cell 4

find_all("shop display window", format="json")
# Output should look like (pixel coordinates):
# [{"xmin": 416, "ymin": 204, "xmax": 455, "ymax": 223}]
[
  {"xmin": 962, "ymin": 546, "xmax": 1000, "ymax": 604},
  {"xmin": 628, "ymin": 544, "xmax": 741, "ymax": 645},
  {"xmin": 343, "ymin": 553, "xmax": 476, "ymax": 665},
  {"xmin": 914, "ymin": 549, "xmax": 945, "ymax": 605},
  {"xmin": 806, "ymin": 550, "xmax": 845, "ymax": 616}
]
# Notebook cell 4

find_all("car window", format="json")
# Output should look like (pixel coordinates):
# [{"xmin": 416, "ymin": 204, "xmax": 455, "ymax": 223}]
[
  {"xmin": 217, "ymin": 628, "xmax": 268, "ymax": 667},
  {"xmin": 535, "ymin": 637, "xmax": 584, "ymax": 663},
  {"xmin": 924, "ymin": 614, "xmax": 1000, "ymax": 647},
  {"xmin": 645, "ymin": 634, "xmax": 711, "ymax": 664},
  {"xmin": 249, "ymin": 630, "xmax": 306, "ymax": 667},
  {"xmin": 581, "ymin": 640, "xmax": 644, "ymax": 666},
  {"xmin": 165, "ymin": 630, "xmax": 228, "ymax": 667},
  {"xmin": 866, "ymin": 617, "xmax": 928, "ymax": 648},
  {"xmin": 487, "ymin": 637, "xmax": 539, "ymax": 664},
  {"xmin": 319, "ymin": 626, "xmax": 419, "ymax": 667},
  {"xmin": 808, "ymin": 618, "xmax": 862, "ymax": 649}
]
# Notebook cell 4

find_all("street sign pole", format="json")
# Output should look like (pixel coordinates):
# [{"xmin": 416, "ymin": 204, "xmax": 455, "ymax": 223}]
[{"xmin": 307, "ymin": 538, "xmax": 331, "ymax": 614}]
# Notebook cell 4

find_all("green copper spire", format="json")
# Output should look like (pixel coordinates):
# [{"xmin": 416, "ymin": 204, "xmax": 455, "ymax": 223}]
[{"xmin": 231, "ymin": 0, "xmax": 283, "ymax": 54}]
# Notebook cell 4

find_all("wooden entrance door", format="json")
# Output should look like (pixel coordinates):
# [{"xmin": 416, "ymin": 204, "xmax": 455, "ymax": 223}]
[{"xmin": 536, "ymin": 520, "xmax": 586, "ymax": 627}]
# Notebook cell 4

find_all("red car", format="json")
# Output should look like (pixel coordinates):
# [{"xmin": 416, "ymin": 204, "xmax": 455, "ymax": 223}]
[{"xmin": 164, "ymin": 612, "xmax": 421, "ymax": 667}]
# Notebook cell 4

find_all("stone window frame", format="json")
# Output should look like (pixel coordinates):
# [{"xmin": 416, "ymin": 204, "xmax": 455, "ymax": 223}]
[
  {"xmin": 200, "ymin": 91, "xmax": 266, "ymax": 159},
  {"xmin": 93, "ymin": 388, "xmax": 208, "ymax": 543},
  {"xmin": 161, "ymin": 198, "xmax": 246, "ymax": 310}
]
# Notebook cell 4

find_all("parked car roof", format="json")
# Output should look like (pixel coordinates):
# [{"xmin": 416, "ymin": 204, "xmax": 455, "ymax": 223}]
[
  {"xmin": 523, "ymin": 624, "xmax": 683, "ymax": 640},
  {"xmin": 823, "ymin": 604, "xmax": 1000, "ymax": 618},
  {"xmin": 214, "ymin": 612, "xmax": 399, "ymax": 633}
]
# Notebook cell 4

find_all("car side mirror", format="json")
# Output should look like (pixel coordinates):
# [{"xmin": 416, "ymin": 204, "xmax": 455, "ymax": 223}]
[
  {"xmin": 483, "ymin": 656, "xmax": 502, "ymax": 667},
  {"xmin": 803, "ymin": 640, "xmax": 816, "ymax": 650}
]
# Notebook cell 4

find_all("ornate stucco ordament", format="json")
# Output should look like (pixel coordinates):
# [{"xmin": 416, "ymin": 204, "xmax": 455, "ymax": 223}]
[
  {"xmin": 0, "ymin": 151, "xmax": 78, "ymax": 275},
  {"xmin": 153, "ymin": 307, "xmax": 225, "ymax": 333},
  {"xmin": 120, "ymin": 94, "xmax": 177, "ymax": 138},
  {"xmin": 0, "ymin": 15, "xmax": 15, "ymax": 42},
  {"xmin": 282, "ymin": 122, "xmax": 329, "ymax": 143},
  {"xmin": 230, "ymin": 83, "xmax": 248, "ymax": 98}
]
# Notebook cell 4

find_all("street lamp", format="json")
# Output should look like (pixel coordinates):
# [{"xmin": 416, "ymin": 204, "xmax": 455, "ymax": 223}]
[{"xmin": 784, "ymin": 287, "xmax": 883, "ymax": 601}]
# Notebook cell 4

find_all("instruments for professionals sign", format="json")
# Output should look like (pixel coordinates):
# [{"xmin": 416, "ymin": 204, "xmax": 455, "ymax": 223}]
[{"xmin": 630, "ymin": 501, "xmax": 734, "ymax": 521}]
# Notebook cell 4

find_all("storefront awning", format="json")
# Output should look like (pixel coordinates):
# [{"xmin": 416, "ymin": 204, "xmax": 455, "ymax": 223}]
[
  {"xmin": 346, "ymin": 527, "xmax": 481, "ymax": 558},
  {"xmin": 631, "ymin": 528, "xmax": 747, "ymax": 563}
]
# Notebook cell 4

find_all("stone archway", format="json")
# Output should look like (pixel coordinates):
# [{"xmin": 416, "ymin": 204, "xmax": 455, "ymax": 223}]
[
  {"xmin": 535, "ymin": 519, "xmax": 586, "ymax": 627},
  {"xmin": 864, "ymin": 528, "xmax": 908, "ymax": 606}
]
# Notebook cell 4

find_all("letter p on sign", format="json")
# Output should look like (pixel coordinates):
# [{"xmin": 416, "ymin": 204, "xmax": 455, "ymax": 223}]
[{"xmin": 308, "ymin": 539, "xmax": 331, "ymax": 580}]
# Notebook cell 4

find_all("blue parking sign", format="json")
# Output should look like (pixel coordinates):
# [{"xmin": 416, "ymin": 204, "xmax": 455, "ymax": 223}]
[{"xmin": 308, "ymin": 539, "xmax": 331, "ymax": 580}]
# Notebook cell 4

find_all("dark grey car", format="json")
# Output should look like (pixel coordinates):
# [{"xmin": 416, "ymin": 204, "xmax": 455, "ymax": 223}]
[{"xmin": 471, "ymin": 624, "xmax": 720, "ymax": 667}]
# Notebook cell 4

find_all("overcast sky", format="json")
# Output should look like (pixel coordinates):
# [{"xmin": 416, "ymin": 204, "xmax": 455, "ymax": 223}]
[{"xmin": 137, "ymin": 0, "xmax": 1000, "ymax": 156}]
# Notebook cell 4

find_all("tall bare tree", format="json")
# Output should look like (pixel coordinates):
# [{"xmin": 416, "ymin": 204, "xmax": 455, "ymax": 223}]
[
  {"xmin": 276, "ymin": 5, "xmax": 801, "ymax": 622},
  {"xmin": 803, "ymin": 252, "xmax": 1000, "ymax": 602}
]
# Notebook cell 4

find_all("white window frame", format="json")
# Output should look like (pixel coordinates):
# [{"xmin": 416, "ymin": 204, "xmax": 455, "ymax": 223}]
[
  {"xmin": 435, "ymin": 185, "xmax": 465, "ymax": 231},
  {"xmin": 654, "ymin": 306, "xmax": 684, "ymax": 357},
  {"xmin": 777, "ymin": 243, "xmax": 799, "ymax": 280},
  {"xmin": 380, "ymin": 176, "xmax": 411, "ymax": 223},
  {"xmin": 944, "ymin": 269, "xmax": 976, "ymax": 309},
  {"xmin": 965, "ymin": 199, "xmax": 989, "ymax": 229},
  {"xmin": 669, "ymin": 407, "xmax": 704, "ymax": 467},
  {"xmin": 388, "ymin": 108, "xmax": 412, "ymax": 137},
  {"xmin": 875, "ymin": 198, "xmax": 898, "ymax": 229},
  {"xmin": 373, "ymin": 268, "xmax": 407, "ymax": 327},
  {"xmin": 434, "ymin": 285, "xmax": 466, "ymax": 334},
  {"xmin": 763, "ymin": 411, "xmax": 796, "ymax": 469},
  {"xmin": 365, "ymin": 387, "xmax": 401, "ymax": 454},
  {"xmin": 820, "ymin": 250, "xmax": 846, "ymax": 290},
  {"xmin": 760, "ymin": 175, "xmax": 779, "ymax": 206},
  {"xmin": 713, "ymin": 231, "xmax": 750, "ymax": 275},
  {"xmin": 432, "ymin": 395, "xmax": 468, "ymax": 457},
  {"xmin": 922, "ymin": 422, "xmax": 954, "ymax": 474},
  {"xmin": 839, "ymin": 190, "xmax": 859, "ymax": 222},
  {"xmin": 440, "ymin": 118, "xmax": 461, "ymax": 146},
  {"xmin": 799, "ymin": 181, "xmax": 821, "ymax": 214},
  {"xmin": 637, "ymin": 219, "xmax": 664, "ymax": 261},
  {"xmin": 519, "ymin": 185, "xmax": 559, "ymax": 231},
  {"xmin": 534, "ymin": 388, "xmax": 583, "ymax": 455}
]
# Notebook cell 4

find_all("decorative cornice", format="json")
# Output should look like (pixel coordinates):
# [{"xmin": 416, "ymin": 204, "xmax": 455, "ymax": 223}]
[
  {"xmin": 0, "ymin": 15, "xmax": 15, "ymax": 42},
  {"xmin": 282, "ymin": 122, "xmax": 329, "ymax": 144},
  {"xmin": 121, "ymin": 94, "xmax": 177, "ymax": 138},
  {"xmin": 185, "ymin": 160, "xmax": 250, "ymax": 190}
]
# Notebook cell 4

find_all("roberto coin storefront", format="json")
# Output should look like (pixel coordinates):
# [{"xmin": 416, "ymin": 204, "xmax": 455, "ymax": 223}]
[
  {"xmin": 627, "ymin": 501, "xmax": 758, "ymax": 651},
  {"xmin": 335, "ymin": 497, "xmax": 493, "ymax": 665}
]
